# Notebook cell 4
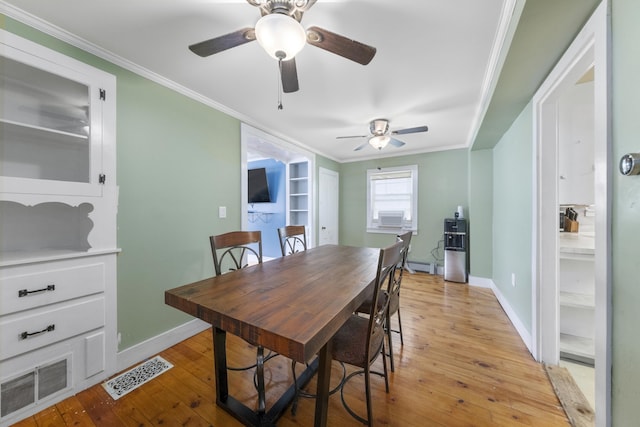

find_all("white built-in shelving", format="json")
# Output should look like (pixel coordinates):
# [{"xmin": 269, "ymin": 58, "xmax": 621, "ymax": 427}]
[
  {"xmin": 288, "ymin": 161, "xmax": 309, "ymax": 226},
  {"xmin": 0, "ymin": 29, "xmax": 118, "ymax": 426}
]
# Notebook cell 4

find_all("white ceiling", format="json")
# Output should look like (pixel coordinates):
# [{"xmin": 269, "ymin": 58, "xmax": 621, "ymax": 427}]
[{"xmin": 1, "ymin": 0, "xmax": 518, "ymax": 162}]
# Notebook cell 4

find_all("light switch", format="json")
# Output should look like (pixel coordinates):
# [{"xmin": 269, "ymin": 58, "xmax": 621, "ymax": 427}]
[{"xmin": 219, "ymin": 206, "xmax": 227, "ymax": 218}]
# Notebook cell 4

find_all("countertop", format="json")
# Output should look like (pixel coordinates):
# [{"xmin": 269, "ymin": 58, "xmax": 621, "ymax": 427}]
[{"xmin": 559, "ymin": 231, "xmax": 595, "ymax": 255}]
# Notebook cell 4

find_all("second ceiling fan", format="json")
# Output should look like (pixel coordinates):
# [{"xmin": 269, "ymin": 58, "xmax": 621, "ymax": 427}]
[
  {"xmin": 188, "ymin": 0, "xmax": 377, "ymax": 93},
  {"xmin": 337, "ymin": 119, "xmax": 429, "ymax": 151}
]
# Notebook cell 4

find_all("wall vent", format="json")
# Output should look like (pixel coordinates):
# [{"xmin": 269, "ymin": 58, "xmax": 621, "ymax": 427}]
[{"xmin": 1, "ymin": 357, "xmax": 69, "ymax": 420}]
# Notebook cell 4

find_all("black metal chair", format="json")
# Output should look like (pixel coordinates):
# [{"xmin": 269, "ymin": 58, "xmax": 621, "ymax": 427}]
[
  {"xmin": 356, "ymin": 231, "xmax": 412, "ymax": 372},
  {"xmin": 386, "ymin": 231, "xmax": 412, "ymax": 371},
  {"xmin": 330, "ymin": 240, "xmax": 403, "ymax": 426},
  {"xmin": 277, "ymin": 225, "xmax": 307, "ymax": 256},
  {"xmin": 209, "ymin": 230, "xmax": 273, "ymax": 414}
]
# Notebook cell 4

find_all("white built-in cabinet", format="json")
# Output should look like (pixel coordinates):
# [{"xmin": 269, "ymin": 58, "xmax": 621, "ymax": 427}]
[
  {"xmin": 559, "ymin": 231, "xmax": 595, "ymax": 365},
  {"xmin": 288, "ymin": 161, "xmax": 309, "ymax": 226},
  {"xmin": 0, "ymin": 30, "xmax": 118, "ymax": 425}
]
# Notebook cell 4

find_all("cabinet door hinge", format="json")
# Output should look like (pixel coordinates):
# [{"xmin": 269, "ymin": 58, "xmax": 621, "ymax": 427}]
[
  {"xmin": 99, "ymin": 89, "xmax": 106, "ymax": 101},
  {"xmin": 99, "ymin": 174, "xmax": 106, "ymax": 184}
]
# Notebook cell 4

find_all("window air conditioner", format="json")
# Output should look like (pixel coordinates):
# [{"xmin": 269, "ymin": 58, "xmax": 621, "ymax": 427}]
[{"xmin": 378, "ymin": 211, "xmax": 404, "ymax": 228}]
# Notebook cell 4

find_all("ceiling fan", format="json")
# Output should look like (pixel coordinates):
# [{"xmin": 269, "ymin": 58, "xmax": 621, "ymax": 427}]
[
  {"xmin": 188, "ymin": 0, "xmax": 377, "ymax": 94},
  {"xmin": 337, "ymin": 119, "xmax": 429, "ymax": 151}
]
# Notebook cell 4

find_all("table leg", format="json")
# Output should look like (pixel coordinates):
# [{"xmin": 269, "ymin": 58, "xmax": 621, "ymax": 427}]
[
  {"xmin": 256, "ymin": 346, "xmax": 266, "ymax": 414},
  {"xmin": 314, "ymin": 339, "xmax": 333, "ymax": 427},
  {"xmin": 213, "ymin": 327, "xmax": 228, "ymax": 404}
]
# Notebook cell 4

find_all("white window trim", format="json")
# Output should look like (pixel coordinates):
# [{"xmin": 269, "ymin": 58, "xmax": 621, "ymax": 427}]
[{"xmin": 366, "ymin": 165, "xmax": 418, "ymax": 234}]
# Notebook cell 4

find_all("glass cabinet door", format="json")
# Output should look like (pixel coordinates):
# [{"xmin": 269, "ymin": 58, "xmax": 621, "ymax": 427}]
[{"xmin": 1, "ymin": 55, "xmax": 92, "ymax": 183}]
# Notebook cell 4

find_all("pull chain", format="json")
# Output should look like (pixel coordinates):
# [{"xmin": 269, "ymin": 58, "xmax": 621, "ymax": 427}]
[{"xmin": 277, "ymin": 58, "xmax": 283, "ymax": 110}]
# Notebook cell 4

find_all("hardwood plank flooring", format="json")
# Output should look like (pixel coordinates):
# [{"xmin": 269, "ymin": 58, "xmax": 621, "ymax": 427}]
[
  {"xmin": 545, "ymin": 364, "xmax": 594, "ymax": 427},
  {"xmin": 13, "ymin": 272, "xmax": 569, "ymax": 426}
]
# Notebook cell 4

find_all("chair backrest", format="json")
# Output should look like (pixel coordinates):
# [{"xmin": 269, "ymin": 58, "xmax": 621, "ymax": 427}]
[
  {"xmin": 396, "ymin": 231, "xmax": 412, "ymax": 268},
  {"xmin": 277, "ymin": 225, "xmax": 307, "ymax": 256},
  {"xmin": 366, "ymin": 240, "xmax": 403, "ymax": 363},
  {"xmin": 388, "ymin": 231, "xmax": 413, "ymax": 314},
  {"xmin": 209, "ymin": 231, "xmax": 262, "ymax": 276}
]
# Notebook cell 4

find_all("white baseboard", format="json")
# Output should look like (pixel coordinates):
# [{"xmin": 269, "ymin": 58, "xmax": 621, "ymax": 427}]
[
  {"xmin": 469, "ymin": 276, "xmax": 533, "ymax": 355},
  {"xmin": 116, "ymin": 319, "xmax": 210, "ymax": 372},
  {"xmin": 468, "ymin": 275, "xmax": 493, "ymax": 288}
]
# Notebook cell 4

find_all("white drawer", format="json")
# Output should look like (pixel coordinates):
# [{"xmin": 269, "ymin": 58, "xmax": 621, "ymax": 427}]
[
  {"xmin": 0, "ymin": 297, "xmax": 104, "ymax": 361},
  {"xmin": 0, "ymin": 262, "xmax": 104, "ymax": 316}
]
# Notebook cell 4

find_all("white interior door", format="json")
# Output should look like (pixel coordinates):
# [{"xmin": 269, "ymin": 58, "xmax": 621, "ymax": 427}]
[{"xmin": 318, "ymin": 168, "xmax": 339, "ymax": 245}]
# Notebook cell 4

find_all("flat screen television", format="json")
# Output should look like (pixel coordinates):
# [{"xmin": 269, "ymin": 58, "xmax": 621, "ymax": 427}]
[{"xmin": 248, "ymin": 168, "xmax": 272, "ymax": 203}]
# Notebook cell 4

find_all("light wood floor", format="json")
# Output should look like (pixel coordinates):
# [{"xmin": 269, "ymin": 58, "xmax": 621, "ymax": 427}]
[{"xmin": 13, "ymin": 273, "xmax": 569, "ymax": 426}]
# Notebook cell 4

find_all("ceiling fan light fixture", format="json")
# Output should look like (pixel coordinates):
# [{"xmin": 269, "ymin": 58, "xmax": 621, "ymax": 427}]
[
  {"xmin": 369, "ymin": 135, "xmax": 390, "ymax": 150},
  {"xmin": 255, "ymin": 13, "xmax": 306, "ymax": 60}
]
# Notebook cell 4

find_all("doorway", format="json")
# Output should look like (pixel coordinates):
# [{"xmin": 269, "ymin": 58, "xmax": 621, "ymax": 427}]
[
  {"xmin": 557, "ymin": 66, "xmax": 596, "ymax": 409},
  {"xmin": 533, "ymin": 3, "xmax": 610, "ymax": 426},
  {"xmin": 240, "ymin": 123, "xmax": 315, "ymax": 253}
]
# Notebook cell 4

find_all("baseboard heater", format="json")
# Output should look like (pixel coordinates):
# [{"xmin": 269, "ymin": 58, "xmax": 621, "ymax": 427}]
[{"xmin": 407, "ymin": 261, "xmax": 438, "ymax": 275}]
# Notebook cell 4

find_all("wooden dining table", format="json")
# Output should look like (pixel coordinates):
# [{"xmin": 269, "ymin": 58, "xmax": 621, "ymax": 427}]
[{"xmin": 164, "ymin": 244, "xmax": 380, "ymax": 427}]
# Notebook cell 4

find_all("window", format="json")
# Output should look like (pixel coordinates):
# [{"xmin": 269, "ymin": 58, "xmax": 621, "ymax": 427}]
[{"xmin": 367, "ymin": 165, "xmax": 418, "ymax": 233}]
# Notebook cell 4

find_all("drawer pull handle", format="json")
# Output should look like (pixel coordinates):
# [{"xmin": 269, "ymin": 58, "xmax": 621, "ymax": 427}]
[
  {"xmin": 18, "ymin": 284, "xmax": 56, "ymax": 298},
  {"xmin": 19, "ymin": 324, "xmax": 55, "ymax": 340}
]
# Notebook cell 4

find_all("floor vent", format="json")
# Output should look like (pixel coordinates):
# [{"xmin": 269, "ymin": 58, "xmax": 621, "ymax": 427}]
[{"xmin": 102, "ymin": 356, "xmax": 172, "ymax": 400}]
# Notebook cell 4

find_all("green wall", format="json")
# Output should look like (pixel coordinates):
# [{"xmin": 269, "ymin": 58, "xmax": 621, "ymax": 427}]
[
  {"xmin": 611, "ymin": 0, "xmax": 640, "ymax": 423},
  {"xmin": 339, "ymin": 150, "xmax": 469, "ymax": 266},
  {"xmin": 468, "ymin": 149, "xmax": 493, "ymax": 278},
  {"xmin": 492, "ymin": 102, "xmax": 534, "ymax": 332},
  {"xmin": 116, "ymin": 74, "xmax": 241, "ymax": 349}
]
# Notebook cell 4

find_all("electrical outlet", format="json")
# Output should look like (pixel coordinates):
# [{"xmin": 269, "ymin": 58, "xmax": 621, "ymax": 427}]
[{"xmin": 511, "ymin": 273, "xmax": 516, "ymax": 287}]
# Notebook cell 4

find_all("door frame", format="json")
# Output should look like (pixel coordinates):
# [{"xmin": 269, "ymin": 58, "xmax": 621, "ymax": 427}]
[
  {"xmin": 240, "ymin": 123, "xmax": 316, "ymax": 246},
  {"xmin": 532, "ymin": 2, "xmax": 610, "ymax": 426}
]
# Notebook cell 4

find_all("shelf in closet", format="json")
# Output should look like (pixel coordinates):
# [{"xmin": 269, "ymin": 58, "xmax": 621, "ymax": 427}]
[
  {"xmin": 559, "ymin": 291, "xmax": 595, "ymax": 309},
  {"xmin": 560, "ymin": 333, "xmax": 594, "ymax": 365}
]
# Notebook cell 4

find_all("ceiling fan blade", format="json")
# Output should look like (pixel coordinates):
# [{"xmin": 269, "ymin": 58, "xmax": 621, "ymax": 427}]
[
  {"xmin": 354, "ymin": 142, "xmax": 370, "ymax": 151},
  {"xmin": 336, "ymin": 135, "xmax": 368, "ymax": 139},
  {"xmin": 389, "ymin": 137, "xmax": 406, "ymax": 148},
  {"xmin": 392, "ymin": 125, "xmax": 429, "ymax": 135},
  {"xmin": 189, "ymin": 28, "xmax": 255, "ymax": 57},
  {"xmin": 306, "ymin": 26, "xmax": 376, "ymax": 65},
  {"xmin": 280, "ymin": 58, "xmax": 299, "ymax": 93}
]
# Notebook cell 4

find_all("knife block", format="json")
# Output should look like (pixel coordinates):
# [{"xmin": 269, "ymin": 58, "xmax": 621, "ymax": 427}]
[{"xmin": 564, "ymin": 218, "xmax": 579, "ymax": 232}]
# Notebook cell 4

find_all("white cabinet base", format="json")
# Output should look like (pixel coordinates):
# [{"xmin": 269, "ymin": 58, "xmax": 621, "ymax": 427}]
[{"xmin": 0, "ymin": 253, "xmax": 117, "ymax": 426}]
